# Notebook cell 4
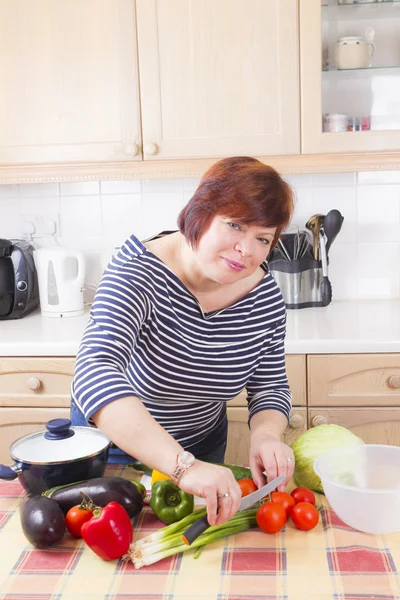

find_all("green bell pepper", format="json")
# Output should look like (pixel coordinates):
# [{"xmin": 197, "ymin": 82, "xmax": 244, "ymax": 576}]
[{"xmin": 150, "ymin": 480, "xmax": 194, "ymax": 525}]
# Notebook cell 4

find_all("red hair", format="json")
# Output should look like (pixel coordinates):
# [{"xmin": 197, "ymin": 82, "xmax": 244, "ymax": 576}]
[{"xmin": 178, "ymin": 157, "xmax": 294, "ymax": 249}]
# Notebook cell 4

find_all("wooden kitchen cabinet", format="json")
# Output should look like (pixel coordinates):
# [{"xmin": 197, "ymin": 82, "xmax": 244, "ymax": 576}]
[
  {"xmin": 300, "ymin": 0, "xmax": 400, "ymax": 154},
  {"xmin": 123, "ymin": 0, "xmax": 300, "ymax": 160},
  {"xmin": 0, "ymin": 407, "xmax": 70, "ymax": 464},
  {"xmin": 309, "ymin": 408, "xmax": 400, "ymax": 447},
  {"xmin": 308, "ymin": 354, "xmax": 400, "ymax": 407},
  {"xmin": 0, "ymin": 0, "xmax": 141, "ymax": 164},
  {"xmin": 225, "ymin": 407, "xmax": 306, "ymax": 465},
  {"xmin": 0, "ymin": 358, "xmax": 74, "ymax": 463}
]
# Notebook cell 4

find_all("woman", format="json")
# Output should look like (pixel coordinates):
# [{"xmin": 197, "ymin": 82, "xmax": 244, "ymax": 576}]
[{"xmin": 71, "ymin": 156, "xmax": 295, "ymax": 527}]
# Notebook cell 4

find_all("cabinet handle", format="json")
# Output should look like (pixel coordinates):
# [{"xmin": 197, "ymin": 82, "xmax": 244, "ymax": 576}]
[
  {"xmin": 289, "ymin": 414, "xmax": 304, "ymax": 429},
  {"xmin": 312, "ymin": 415, "xmax": 327, "ymax": 427},
  {"xmin": 143, "ymin": 142, "xmax": 158, "ymax": 156},
  {"xmin": 126, "ymin": 143, "xmax": 138, "ymax": 157},
  {"xmin": 27, "ymin": 377, "xmax": 41, "ymax": 391},
  {"xmin": 388, "ymin": 376, "xmax": 400, "ymax": 389}
]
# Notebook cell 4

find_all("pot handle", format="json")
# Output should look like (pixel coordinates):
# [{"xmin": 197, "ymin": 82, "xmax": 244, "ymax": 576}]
[{"xmin": 0, "ymin": 464, "xmax": 22, "ymax": 480}]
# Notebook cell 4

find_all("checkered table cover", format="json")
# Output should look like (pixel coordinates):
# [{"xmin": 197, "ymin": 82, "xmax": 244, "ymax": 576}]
[{"xmin": 1, "ymin": 464, "xmax": 400, "ymax": 600}]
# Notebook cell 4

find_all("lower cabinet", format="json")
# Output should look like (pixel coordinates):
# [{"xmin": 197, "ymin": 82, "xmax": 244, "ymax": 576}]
[
  {"xmin": 309, "ymin": 408, "xmax": 400, "ymax": 446},
  {"xmin": 0, "ymin": 407, "xmax": 70, "ymax": 464},
  {"xmin": 225, "ymin": 407, "xmax": 307, "ymax": 465}
]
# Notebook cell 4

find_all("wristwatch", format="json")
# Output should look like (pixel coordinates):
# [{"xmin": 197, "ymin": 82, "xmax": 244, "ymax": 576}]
[{"xmin": 170, "ymin": 450, "xmax": 195, "ymax": 485}]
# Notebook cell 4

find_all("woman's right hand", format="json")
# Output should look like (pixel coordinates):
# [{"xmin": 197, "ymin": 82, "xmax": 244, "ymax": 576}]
[{"xmin": 178, "ymin": 460, "xmax": 242, "ymax": 526}]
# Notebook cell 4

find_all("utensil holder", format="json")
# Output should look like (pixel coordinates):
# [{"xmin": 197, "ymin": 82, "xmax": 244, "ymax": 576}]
[{"xmin": 268, "ymin": 256, "xmax": 330, "ymax": 309}]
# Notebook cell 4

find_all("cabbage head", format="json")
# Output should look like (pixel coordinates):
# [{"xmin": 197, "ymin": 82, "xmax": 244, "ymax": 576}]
[{"xmin": 292, "ymin": 424, "xmax": 364, "ymax": 493}]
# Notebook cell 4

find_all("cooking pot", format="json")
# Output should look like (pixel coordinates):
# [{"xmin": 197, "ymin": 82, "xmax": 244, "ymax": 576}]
[{"xmin": 0, "ymin": 418, "xmax": 110, "ymax": 495}]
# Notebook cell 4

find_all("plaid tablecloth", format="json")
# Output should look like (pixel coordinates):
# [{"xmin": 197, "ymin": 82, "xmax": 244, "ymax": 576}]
[{"xmin": 1, "ymin": 464, "xmax": 400, "ymax": 600}]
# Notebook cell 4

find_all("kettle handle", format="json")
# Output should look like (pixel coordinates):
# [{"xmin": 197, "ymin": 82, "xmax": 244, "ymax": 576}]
[{"xmin": 75, "ymin": 252, "xmax": 86, "ymax": 284}]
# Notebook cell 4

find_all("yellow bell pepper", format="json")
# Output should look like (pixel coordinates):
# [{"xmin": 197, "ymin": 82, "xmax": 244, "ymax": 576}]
[{"xmin": 151, "ymin": 469, "xmax": 170, "ymax": 486}]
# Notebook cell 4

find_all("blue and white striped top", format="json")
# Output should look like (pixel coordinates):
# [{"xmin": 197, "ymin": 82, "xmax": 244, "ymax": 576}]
[{"xmin": 71, "ymin": 233, "xmax": 292, "ymax": 449}]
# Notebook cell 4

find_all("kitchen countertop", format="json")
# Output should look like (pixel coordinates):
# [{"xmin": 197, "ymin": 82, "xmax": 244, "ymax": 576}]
[
  {"xmin": 1, "ymin": 464, "xmax": 400, "ymax": 600},
  {"xmin": 0, "ymin": 299, "xmax": 399, "ymax": 356}
]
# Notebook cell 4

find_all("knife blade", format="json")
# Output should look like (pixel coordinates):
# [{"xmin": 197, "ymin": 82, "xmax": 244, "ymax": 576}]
[{"xmin": 182, "ymin": 474, "xmax": 285, "ymax": 546}]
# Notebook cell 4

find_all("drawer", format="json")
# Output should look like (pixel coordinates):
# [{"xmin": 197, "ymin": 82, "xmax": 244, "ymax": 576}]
[
  {"xmin": 229, "ymin": 354, "xmax": 306, "ymax": 407},
  {"xmin": 0, "ymin": 358, "xmax": 75, "ymax": 408},
  {"xmin": 308, "ymin": 354, "xmax": 400, "ymax": 407},
  {"xmin": 309, "ymin": 407, "xmax": 400, "ymax": 446}
]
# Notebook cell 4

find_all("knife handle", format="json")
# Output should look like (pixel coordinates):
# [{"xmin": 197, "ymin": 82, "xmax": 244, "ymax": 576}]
[{"xmin": 182, "ymin": 514, "xmax": 210, "ymax": 545}]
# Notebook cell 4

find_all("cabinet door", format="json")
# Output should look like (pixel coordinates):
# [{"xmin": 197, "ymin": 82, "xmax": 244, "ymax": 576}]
[
  {"xmin": 300, "ymin": 1, "xmax": 400, "ymax": 154},
  {"xmin": 0, "ymin": 407, "xmax": 70, "ymax": 464},
  {"xmin": 136, "ymin": 0, "xmax": 300, "ymax": 160},
  {"xmin": 225, "ymin": 407, "xmax": 306, "ymax": 465},
  {"xmin": 0, "ymin": 0, "xmax": 141, "ymax": 164},
  {"xmin": 308, "ymin": 354, "xmax": 400, "ymax": 407},
  {"xmin": 0, "ymin": 358, "xmax": 74, "ymax": 408},
  {"xmin": 309, "ymin": 408, "xmax": 400, "ymax": 446}
]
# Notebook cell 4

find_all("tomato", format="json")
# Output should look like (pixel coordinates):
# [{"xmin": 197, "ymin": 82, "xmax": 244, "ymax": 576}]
[
  {"xmin": 291, "ymin": 487, "xmax": 316, "ymax": 506},
  {"xmin": 271, "ymin": 491, "xmax": 296, "ymax": 517},
  {"xmin": 238, "ymin": 478, "xmax": 257, "ymax": 497},
  {"xmin": 291, "ymin": 502, "xmax": 319, "ymax": 531},
  {"xmin": 256, "ymin": 502, "xmax": 286, "ymax": 534},
  {"xmin": 65, "ymin": 505, "xmax": 94, "ymax": 538}
]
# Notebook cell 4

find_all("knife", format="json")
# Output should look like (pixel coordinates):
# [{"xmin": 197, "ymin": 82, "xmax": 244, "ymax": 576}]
[{"xmin": 182, "ymin": 474, "xmax": 285, "ymax": 545}]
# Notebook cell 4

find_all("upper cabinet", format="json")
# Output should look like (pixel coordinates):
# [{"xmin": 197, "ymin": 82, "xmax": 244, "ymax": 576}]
[
  {"xmin": 136, "ymin": 0, "xmax": 300, "ymax": 159},
  {"xmin": 300, "ymin": 0, "xmax": 400, "ymax": 154},
  {"xmin": 0, "ymin": 0, "xmax": 142, "ymax": 164}
]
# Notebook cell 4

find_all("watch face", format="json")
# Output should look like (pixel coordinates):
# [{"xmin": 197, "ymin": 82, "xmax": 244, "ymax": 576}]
[{"xmin": 179, "ymin": 450, "xmax": 195, "ymax": 467}]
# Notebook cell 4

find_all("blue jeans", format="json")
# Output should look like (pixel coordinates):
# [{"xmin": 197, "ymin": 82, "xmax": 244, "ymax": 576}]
[{"xmin": 70, "ymin": 401, "xmax": 227, "ymax": 465}]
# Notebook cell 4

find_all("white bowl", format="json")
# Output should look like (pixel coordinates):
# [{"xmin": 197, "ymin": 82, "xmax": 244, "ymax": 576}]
[{"xmin": 314, "ymin": 444, "xmax": 400, "ymax": 534}]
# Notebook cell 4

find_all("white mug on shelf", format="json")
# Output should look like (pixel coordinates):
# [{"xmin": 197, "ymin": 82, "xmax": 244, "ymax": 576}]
[{"xmin": 335, "ymin": 36, "xmax": 375, "ymax": 70}]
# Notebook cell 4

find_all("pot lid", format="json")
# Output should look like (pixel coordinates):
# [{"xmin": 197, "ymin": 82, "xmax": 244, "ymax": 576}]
[
  {"xmin": 337, "ymin": 36, "xmax": 365, "ymax": 44},
  {"xmin": 10, "ymin": 419, "xmax": 110, "ymax": 464}
]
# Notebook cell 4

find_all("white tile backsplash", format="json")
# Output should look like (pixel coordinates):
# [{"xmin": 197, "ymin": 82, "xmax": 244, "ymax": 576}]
[{"xmin": 1, "ymin": 171, "xmax": 400, "ymax": 300}]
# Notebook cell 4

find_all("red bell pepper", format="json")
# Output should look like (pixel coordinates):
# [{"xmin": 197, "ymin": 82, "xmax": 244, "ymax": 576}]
[{"xmin": 81, "ymin": 501, "xmax": 133, "ymax": 561}]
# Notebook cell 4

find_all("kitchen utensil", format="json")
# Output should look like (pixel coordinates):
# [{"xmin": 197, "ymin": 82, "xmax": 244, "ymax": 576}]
[
  {"xmin": 34, "ymin": 248, "xmax": 85, "ymax": 318},
  {"xmin": 319, "ymin": 230, "xmax": 332, "ymax": 306},
  {"xmin": 0, "ymin": 418, "xmax": 110, "ymax": 495},
  {"xmin": 314, "ymin": 444, "xmax": 400, "ymax": 534},
  {"xmin": 335, "ymin": 35, "xmax": 375, "ymax": 70},
  {"xmin": 182, "ymin": 474, "xmax": 285, "ymax": 545},
  {"xmin": 305, "ymin": 214, "xmax": 324, "ymax": 260},
  {"xmin": 0, "ymin": 238, "xmax": 39, "ymax": 320},
  {"xmin": 323, "ymin": 209, "xmax": 344, "ymax": 254}
]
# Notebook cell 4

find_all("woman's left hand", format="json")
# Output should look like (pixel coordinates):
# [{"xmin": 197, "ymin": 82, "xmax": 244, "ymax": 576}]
[{"xmin": 249, "ymin": 433, "xmax": 295, "ymax": 492}]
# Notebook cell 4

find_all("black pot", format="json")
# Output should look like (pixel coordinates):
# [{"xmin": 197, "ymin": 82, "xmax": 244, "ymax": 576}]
[{"xmin": 0, "ymin": 418, "xmax": 110, "ymax": 495}]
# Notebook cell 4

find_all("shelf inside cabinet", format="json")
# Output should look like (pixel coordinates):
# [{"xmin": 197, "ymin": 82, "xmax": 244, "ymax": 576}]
[
  {"xmin": 322, "ymin": 2, "xmax": 400, "ymax": 20},
  {"xmin": 323, "ymin": 65, "xmax": 400, "ymax": 76}
]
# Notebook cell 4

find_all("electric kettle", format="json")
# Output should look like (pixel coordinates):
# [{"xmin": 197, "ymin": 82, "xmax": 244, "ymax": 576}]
[{"xmin": 33, "ymin": 248, "xmax": 85, "ymax": 318}]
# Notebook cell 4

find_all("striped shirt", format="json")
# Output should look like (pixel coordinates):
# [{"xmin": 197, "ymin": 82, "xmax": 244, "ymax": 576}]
[{"xmin": 71, "ymin": 233, "xmax": 292, "ymax": 449}]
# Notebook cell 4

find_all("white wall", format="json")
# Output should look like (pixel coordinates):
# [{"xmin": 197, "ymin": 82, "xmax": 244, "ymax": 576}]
[{"xmin": 1, "ymin": 170, "xmax": 399, "ymax": 302}]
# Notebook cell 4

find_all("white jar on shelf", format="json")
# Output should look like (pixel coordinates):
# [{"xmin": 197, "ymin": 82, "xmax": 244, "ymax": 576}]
[{"xmin": 335, "ymin": 36, "xmax": 375, "ymax": 69}]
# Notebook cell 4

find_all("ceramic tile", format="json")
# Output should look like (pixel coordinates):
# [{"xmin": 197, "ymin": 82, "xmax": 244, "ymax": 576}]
[
  {"xmin": 328, "ymin": 243, "xmax": 358, "ymax": 300},
  {"xmin": 357, "ymin": 243, "xmax": 400, "ymax": 298},
  {"xmin": 183, "ymin": 178, "xmax": 201, "ymax": 193},
  {"xmin": 20, "ymin": 196, "xmax": 60, "ymax": 214},
  {"xmin": 142, "ymin": 178, "xmax": 183, "ymax": 193},
  {"xmin": 100, "ymin": 180, "xmax": 141, "ymax": 194},
  {"xmin": 60, "ymin": 182, "xmax": 100, "ymax": 196},
  {"xmin": 311, "ymin": 172, "xmax": 356, "ymax": 187},
  {"xmin": 0, "ymin": 185, "xmax": 18, "ymax": 199},
  {"xmin": 141, "ymin": 193, "xmax": 186, "ymax": 239},
  {"xmin": 101, "ymin": 194, "xmax": 142, "ymax": 248},
  {"xmin": 19, "ymin": 183, "xmax": 59, "ymax": 197},
  {"xmin": 357, "ymin": 185, "xmax": 400, "ymax": 243},
  {"xmin": 60, "ymin": 195, "xmax": 102, "ymax": 248},
  {"xmin": 283, "ymin": 174, "xmax": 312, "ymax": 188},
  {"xmin": 358, "ymin": 171, "xmax": 400, "ymax": 185},
  {"xmin": 0, "ymin": 197, "xmax": 22, "ymax": 238}
]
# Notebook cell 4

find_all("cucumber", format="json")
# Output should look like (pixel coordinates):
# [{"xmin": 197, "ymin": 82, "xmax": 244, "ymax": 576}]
[{"xmin": 130, "ymin": 460, "xmax": 252, "ymax": 481}]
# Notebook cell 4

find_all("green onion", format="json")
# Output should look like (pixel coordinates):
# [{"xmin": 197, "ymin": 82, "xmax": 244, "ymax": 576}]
[{"xmin": 125, "ymin": 506, "xmax": 258, "ymax": 569}]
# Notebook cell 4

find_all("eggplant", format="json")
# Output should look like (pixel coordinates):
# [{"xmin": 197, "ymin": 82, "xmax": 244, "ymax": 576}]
[
  {"xmin": 20, "ymin": 495, "xmax": 65, "ymax": 548},
  {"xmin": 43, "ymin": 476, "xmax": 143, "ymax": 519}
]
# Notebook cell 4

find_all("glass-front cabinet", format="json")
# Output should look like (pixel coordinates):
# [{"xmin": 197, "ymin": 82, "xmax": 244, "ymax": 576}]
[{"xmin": 300, "ymin": 0, "xmax": 400, "ymax": 154}]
